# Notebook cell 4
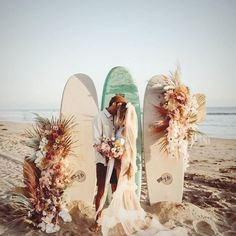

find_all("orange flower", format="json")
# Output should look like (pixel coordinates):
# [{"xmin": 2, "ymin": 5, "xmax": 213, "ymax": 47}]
[{"xmin": 174, "ymin": 86, "xmax": 189, "ymax": 105}]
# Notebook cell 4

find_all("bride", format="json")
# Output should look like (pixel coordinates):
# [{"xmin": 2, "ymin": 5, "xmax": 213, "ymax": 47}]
[{"xmin": 96, "ymin": 102, "xmax": 188, "ymax": 236}]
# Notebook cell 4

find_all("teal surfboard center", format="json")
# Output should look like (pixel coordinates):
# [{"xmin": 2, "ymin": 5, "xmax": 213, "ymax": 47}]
[{"xmin": 101, "ymin": 66, "xmax": 142, "ymax": 198}]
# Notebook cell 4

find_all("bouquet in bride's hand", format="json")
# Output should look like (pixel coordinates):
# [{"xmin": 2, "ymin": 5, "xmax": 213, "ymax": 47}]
[
  {"xmin": 112, "ymin": 137, "xmax": 125, "ymax": 159},
  {"xmin": 93, "ymin": 136, "xmax": 125, "ymax": 161}
]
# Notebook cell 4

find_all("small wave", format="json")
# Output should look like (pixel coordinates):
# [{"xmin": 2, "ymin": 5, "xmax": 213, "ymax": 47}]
[{"xmin": 207, "ymin": 113, "xmax": 236, "ymax": 115}]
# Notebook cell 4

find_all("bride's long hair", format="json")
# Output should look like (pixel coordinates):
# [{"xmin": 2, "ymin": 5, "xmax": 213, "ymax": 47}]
[
  {"xmin": 114, "ymin": 103, "xmax": 127, "ymax": 129},
  {"xmin": 114, "ymin": 102, "xmax": 138, "ymax": 179},
  {"xmin": 124, "ymin": 103, "xmax": 138, "ymax": 178}
]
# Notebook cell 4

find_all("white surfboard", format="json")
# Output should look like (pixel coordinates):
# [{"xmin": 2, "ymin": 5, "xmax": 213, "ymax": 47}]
[
  {"xmin": 143, "ymin": 75, "xmax": 184, "ymax": 204},
  {"xmin": 60, "ymin": 74, "xmax": 98, "ymax": 204}
]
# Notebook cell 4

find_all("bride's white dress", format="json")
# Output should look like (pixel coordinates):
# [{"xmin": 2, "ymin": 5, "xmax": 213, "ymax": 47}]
[{"xmin": 97, "ymin": 104, "xmax": 188, "ymax": 236}]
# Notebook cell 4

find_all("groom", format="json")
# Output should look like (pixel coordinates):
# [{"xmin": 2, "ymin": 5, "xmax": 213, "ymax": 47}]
[{"xmin": 90, "ymin": 95, "xmax": 127, "ymax": 232}]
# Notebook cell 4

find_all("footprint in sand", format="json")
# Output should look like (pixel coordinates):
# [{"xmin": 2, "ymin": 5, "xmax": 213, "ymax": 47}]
[
  {"xmin": 225, "ymin": 211, "xmax": 236, "ymax": 225},
  {"xmin": 223, "ymin": 230, "xmax": 236, "ymax": 236},
  {"xmin": 193, "ymin": 220, "xmax": 218, "ymax": 235}
]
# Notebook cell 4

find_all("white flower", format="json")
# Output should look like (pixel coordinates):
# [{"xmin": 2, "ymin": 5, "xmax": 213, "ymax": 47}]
[
  {"xmin": 36, "ymin": 150, "xmax": 44, "ymax": 159},
  {"xmin": 34, "ymin": 150, "xmax": 46, "ymax": 166},
  {"xmin": 47, "ymin": 199, "xmax": 52, "ymax": 204},
  {"xmin": 55, "ymin": 138, "xmax": 60, "ymax": 144},
  {"xmin": 52, "ymin": 206, "xmax": 56, "ymax": 212},
  {"xmin": 27, "ymin": 211, "xmax": 32, "ymax": 217},
  {"xmin": 39, "ymin": 138, "xmax": 48, "ymax": 150},
  {"xmin": 44, "ymin": 130, "xmax": 50, "ymax": 135},
  {"xmin": 120, "ymin": 138, "xmax": 125, "ymax": 145},
  {"xmin": 34, "ymin": 155, "xmax": 43, "ymax": 164},
  {"xmin": 126, "ymin": 102, "xmax": 131, "ymax": 108},
  {"xmin": 45, "ymin": 223, "xmax": 60, "ymax": 233},
  {"xmin": 178, "ymin": 139, "xmax": 189, "ymax": 171},
  {"xmin": 52, "ymin": 125, "xmax": 59, "ymax": 131},
  {"xmin": 179, "ymin": 140, "xmax": 188, "ymax": 154},
  {"xmin": 38, "ymin": 216, "xmax": 60, "ymax": 233},
  {"xmin": 39, "ymin": 142, "xmax": 45, "ymax": 150},
  {"xmin": 38, "ymin": 221, "xmax": 46, "ymax": 232},
  {"xmin": 41, "ymin": 137, "xmax": 48, "ymax": 144},
  {"xmin": 42, "ymin": 213, "xmax": 54, "ymax": 224},
  {"xmin": 59, "ymin": 209, "xmax": 72, "ymax": 222},
  {"xmin": 163, "ymin": 85, "xmax": 175, "ymax": 91},
  {"xmin": 29, "ymin": 153, "xmax": 36, "ymax": 160},
  {"xmin": 150, "ymin": 83, "xmax": 163, "ymax": 89}
]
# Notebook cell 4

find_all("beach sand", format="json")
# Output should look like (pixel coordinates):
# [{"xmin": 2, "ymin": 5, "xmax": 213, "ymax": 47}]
[{"xmin": 0, "ymin": 121, "xmax": 235, "ymax": 235}]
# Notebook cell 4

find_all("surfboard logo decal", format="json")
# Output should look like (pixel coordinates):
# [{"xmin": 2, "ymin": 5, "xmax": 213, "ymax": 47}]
[
  {"xmin": 157, "ymin": 173, "xmax": 173, "ymax": 185},
  {"xmin": 74, "ymin": 170, "xmax": 86, "ymax": 182}
]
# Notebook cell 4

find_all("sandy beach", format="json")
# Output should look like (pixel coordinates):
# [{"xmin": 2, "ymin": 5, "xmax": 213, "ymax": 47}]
[{"xmin": 0, "ymin": 121, "xmax": 235, "ymax": 235}]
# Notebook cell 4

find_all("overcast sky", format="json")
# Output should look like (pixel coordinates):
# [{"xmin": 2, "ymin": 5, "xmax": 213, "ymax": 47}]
[{"xmin": 0, "ymin": 0, "xmax": 235, "ymax": 109}]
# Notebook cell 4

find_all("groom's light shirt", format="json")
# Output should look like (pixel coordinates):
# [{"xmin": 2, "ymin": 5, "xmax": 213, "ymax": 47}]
[{"xmin": 93, "ymin": 108, "xmax": 115, "ymax": 166}]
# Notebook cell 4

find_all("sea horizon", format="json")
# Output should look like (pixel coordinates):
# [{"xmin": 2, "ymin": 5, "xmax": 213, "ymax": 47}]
[{"xmin": 0, "ymin": 106, "xmax": 236, "ymax": 140}]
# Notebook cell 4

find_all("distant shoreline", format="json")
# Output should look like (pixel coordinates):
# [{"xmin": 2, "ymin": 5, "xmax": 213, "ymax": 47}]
[
  {"xmin": 0, "ymin": 107, "xmax": 236, "ymax": 139},
  {"xmin": 0, "ymin": 120, "xmax": 235, "ymax": 141}
]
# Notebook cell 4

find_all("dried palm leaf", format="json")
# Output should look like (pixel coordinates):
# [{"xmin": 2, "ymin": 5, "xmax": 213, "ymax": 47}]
[
  {"xmin": 171, "ymin": 67, "xmax": 182, "ymax": 87},
  {"xmin": 154, "ymin": 105, "xmax": 168, "ymax": 116},
  {"xmin": 188, "ymin": 112, "xmax": 198, "ymax": 124},
  {"xmin": 23, "ymin": 159, "xmax": 40, "ymax": 204},
  {"xmin": 152, "ymin": 120, "xmax": 169, "ymax": 133},
  {"xmin": 195, "ymin": 93, "xmax": 206, "ymax": 123},
  {"xmin": 187, "ymin": 128, "xmax": 208, "ymax": 145},
  {"xmin": 158, "ymin": 134, "xmax": 168, "ymax": 153},
  {"xmin": 33, "ymin": 113, "xmax": 50, "ymax": 127},
  {"xmin": 12, "ymin": 186, "xmax": 26, "ymax": 196}
]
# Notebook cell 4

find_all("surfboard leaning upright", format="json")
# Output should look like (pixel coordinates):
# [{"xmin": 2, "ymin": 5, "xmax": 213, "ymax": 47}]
[
  {"xmin": 143, "ymin": 75, "xmax": 184, "ymax": 204},
  {"xmin": 60, "ymin": 74, "xmax": 98, "ymax": 204},
  {"xmin": 101, "ymin": 66, "xmax": 142, "ymax": 198}
]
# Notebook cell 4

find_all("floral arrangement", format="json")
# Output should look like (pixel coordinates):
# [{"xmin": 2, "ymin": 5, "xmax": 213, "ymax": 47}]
[
  {"xmin": 152, "ymin": 69, "xmax": 206, "ymax": 170},
  {"xmin": 0, "ymin": 115, "xmax": 77, "ymax": 233},
  {"xmin": 93, "ymin": 136, "xmax": 125, "ymax": 161}
]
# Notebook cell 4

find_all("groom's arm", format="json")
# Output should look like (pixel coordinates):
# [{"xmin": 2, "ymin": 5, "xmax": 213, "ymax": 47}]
[
  {"xmin": 93, "ymin": 114, "xmax": 103, "ymax": 145},
  {"xmin": 93, "ymin": 113, "xmax": 107, "ymax": 165}
]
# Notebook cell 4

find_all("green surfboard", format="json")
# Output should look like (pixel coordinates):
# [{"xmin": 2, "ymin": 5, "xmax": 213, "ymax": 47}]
[{"xmin": 101, "ymin": 66, "xmax": 142, "ymax": 199}]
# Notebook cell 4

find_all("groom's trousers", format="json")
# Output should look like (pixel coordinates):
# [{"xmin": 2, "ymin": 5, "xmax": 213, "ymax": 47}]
[{"xmin": 95, "ymin": 163, "xmax": 118, "ymax": 213}]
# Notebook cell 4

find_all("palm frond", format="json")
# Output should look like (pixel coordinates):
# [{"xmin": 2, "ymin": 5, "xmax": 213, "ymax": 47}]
[
  {"xmin": 194, "ymin": 93, "xmax": 206, "ymax": 123},
  {"xmin": 170, "ymin": 67, "xmax": 182, "ymax": 87},
  {"xmin": 23, "ymin": 159, "xmax": 40, "ymax": 204},
  {"xmin": 33, "ymin": 113, "xmax": 50, "ymax": 126},
  {"xmin": 188, "ymin": 113, "xmax": 198, "ymax": 124},
  {"xmin": 12, "ymin": 186, "xmax": 27, "ymax": 196},
  {"xmin": 152, "ymin": 121, "xmax": 169, "ymax": 133},
  {"xmin": 25, "ymin": 153, "xmax": 37, "ymax": 162},
  {"xmin": 158, "ymin": 134, "xmax": 168, "ymax": 153},
  {"xmin": 187, "ymin": 128, "xmax": 209, "ymax": 146},
  {"xmin": 154, "ymin": 105, "xmax": 168, "ymax": 117}
]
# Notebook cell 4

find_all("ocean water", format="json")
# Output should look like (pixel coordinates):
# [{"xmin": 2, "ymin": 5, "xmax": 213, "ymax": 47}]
[
  {"xmin": 0, "ymin": 109, "xmax": 59, "ymax": 123},
  {"xmin": 199, "ymin": 107, "xmax": 236, "ymax": 139},
  {"xmin": 0, "ymin": 107, "xmax": 235, "ymax": 139}
]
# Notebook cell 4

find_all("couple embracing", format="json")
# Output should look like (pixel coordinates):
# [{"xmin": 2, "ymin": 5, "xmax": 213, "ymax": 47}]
[{"xmin": 90, "ymin": 95, "xmax": 187, "ymax": 236}]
